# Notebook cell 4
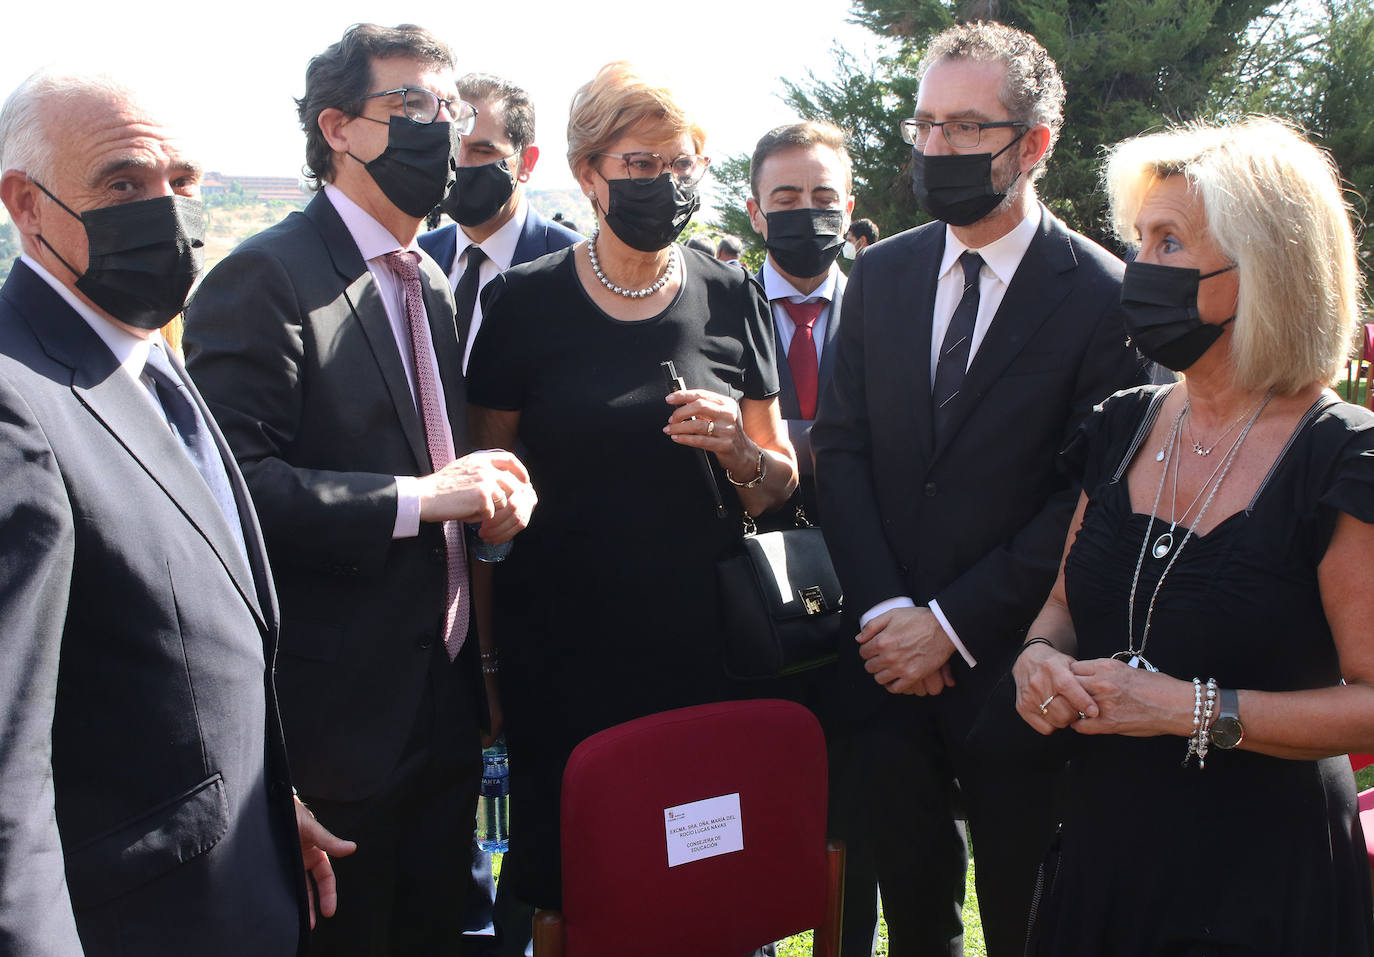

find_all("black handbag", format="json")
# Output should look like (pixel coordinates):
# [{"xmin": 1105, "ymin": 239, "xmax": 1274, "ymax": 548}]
[{"xmin": 717, "ymin": 510, "xmax": 846, "ymax": 680}]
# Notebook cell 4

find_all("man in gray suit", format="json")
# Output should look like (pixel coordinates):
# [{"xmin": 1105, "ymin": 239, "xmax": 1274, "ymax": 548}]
[
  {"xmin": 0, "ymin": 68, "xmax": 351, "ymax": 957},
  {"xmin": 184, "ymin": 24, "xmax": 534, "ymax": 957}
]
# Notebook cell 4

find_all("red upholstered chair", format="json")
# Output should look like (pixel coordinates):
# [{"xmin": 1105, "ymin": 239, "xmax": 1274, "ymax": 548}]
[{"xmin": 531, "ymin": 699, "xmax": 844, "ymax": 957}]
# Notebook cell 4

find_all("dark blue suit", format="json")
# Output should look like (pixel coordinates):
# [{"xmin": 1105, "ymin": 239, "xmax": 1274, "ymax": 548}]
[
  {"xmin": 420, "ymin": 205, "xmax": 579, "ymax": 956},
  {"xmin": 419, "ymin": 208, "xmax": 582, "ymax": 279}
]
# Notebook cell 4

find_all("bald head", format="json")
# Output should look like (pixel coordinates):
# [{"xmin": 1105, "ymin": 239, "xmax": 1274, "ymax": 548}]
[{"xmin": 0, "ymin": 68, "xmax": 203, "ymax": 333}]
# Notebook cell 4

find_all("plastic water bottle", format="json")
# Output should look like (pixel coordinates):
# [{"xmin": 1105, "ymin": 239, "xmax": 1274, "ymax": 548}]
[{"xmin": 477, "ymin": 739, "xmax": 510, "ymax": 853}]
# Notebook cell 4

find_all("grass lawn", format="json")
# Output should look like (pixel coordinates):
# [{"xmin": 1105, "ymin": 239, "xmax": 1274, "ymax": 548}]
[{"xmin": 774, "ymin": 853, "xmax": 987, "ymax": 957}]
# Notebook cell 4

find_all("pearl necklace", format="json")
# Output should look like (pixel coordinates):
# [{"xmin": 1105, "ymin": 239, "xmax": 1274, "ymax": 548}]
[{"xmin": 587, "ymin": 226, "xmax": 677, "ymax": 299}]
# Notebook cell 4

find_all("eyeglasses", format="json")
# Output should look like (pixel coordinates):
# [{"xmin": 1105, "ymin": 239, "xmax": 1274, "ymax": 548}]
[
  {"xmin": 594, "ymin": 151, "xmax": 711, "ymax": 186},
  {"xmin": 899, "ymin": 118, "xmax": 1025, "ymax": 150},
  {"xmin": 362, "ymin": 88, "xmax": 478, "ymax": 134}
]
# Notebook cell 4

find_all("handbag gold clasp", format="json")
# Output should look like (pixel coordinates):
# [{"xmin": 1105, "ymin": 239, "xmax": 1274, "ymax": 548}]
[{"xmin": 798, "ymin": 585, "xmax": 828, "ymax": 615}]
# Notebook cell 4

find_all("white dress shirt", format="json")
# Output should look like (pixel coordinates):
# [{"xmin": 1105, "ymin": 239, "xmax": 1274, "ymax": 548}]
[
  {"xmin": 760, "ymin": 257, "xmax": 841, "ymax": 369},
  {"xmin": 861, "ymin": 205, "xmax": 1042, "ymax": 669},
  {"xmin": 445, "ymin": 198, "xmax": 529, "ymax": 373},
  {"xmin": 325, "ymin": 184, "xmax": 454, "ymax": 540}
]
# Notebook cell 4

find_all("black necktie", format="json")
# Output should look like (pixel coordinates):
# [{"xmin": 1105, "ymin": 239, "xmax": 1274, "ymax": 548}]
[
  {"xmin": 143, "ymin": 342, "xmax": 249, "ymax": 564},
  {"xmin": 453, "ymin": 245, "xmax": 488, "ymax": 361},
  {"xmin": 931, "ymin": 251, "xmax": 984, "ymax": 442}
]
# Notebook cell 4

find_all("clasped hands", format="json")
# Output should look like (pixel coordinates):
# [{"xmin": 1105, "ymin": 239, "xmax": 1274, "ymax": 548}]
[
  {"xmin": 1014, "ymin": 644, "xmax": 1193, "ymax": 737},
  {"xmin": 858, "ymin": 606, "xmax": 958, "ymax": 696},
  {"xmin": 417, "ymin": 449, "xmax": 536, "ymax": 542}
]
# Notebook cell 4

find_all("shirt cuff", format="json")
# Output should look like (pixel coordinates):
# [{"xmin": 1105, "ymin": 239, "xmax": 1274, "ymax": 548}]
[
  {"xmin": 928, "ymin": 598, "xmax": 977, "ymax": 668},
  {"xmin": 859, "ymin": 597, "xmax": 916, "ymax": 628},
  {"xmin": 393, "ymin": 475, "xmax": 421, "ymax": 539}
]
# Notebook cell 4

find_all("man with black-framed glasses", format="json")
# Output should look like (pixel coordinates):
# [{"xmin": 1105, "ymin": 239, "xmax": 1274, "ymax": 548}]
[
  {"xmin": 812, "ymin": 22, "xmax": 1147, "ymax": 957},
  {"xmin": 184, "ymin": 23, "xmax": 535, "ymax": 957}
]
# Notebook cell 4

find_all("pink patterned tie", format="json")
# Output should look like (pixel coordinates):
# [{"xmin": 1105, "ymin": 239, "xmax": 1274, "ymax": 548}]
[{"xmin": 384, "ymin": 250, "xmax": 470, "ymax": 660}]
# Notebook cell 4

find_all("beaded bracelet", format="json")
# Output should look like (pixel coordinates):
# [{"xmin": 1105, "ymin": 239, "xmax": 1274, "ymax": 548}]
[
  {"xmin": 1198, "ymin": 678, "xmax": 1217, "ymax": 769},
  {"xmin": 1183, "ymin": 678, "xmax": 1203, "ymax": 767}
]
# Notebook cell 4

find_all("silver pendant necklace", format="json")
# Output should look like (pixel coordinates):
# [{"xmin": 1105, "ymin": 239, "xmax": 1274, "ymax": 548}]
[
  {"xmin": 1120, "ymin": 389, "xmax": 1273, "ymax": 671},
  {"xmin": 587, "ymin": 226, "xmax": 677, "ymax": 299},
  {"xmin": 1152, "ymin": 403, "xmax": 1238, "ymax": 559}
]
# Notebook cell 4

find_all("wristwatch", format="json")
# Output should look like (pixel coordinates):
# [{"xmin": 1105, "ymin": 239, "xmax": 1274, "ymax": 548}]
[{"xmin": 1210, "ymin": 688, "xmax": 1245, "ymax": 750}]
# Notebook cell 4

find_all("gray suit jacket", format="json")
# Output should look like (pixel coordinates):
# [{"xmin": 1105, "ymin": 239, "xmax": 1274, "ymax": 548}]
[
  {"xmin": 185, "ymin": 192, "xmax": 480, "ymax": 802},
  {"xmin": 0, "ymin": 261, "xmax": 304, "ymax": 956}
]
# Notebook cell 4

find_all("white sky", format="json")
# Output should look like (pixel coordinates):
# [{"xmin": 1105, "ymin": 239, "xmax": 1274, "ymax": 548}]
[{"xmin": 3, "ymin": 1, "xmax": 892, "ymax": 193}]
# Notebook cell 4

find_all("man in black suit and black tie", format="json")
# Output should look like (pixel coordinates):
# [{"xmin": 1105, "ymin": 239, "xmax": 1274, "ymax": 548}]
[
  {"xmin": 184, "ymin": 24, "xmax": 535, "ymax": 957},
  {"xmin": 812, "ymin": 23, "xmax": 1147, "ymax": 957},
  {"xmin": 0, "ymin": 68, "xmax": 352, "ymax": 957},
  {"xmin": 418, "ymin": 70, "xmax": 577, "ymax": 957},
  {"xmin": 419, "ymin": 73, "xmax": 580, "ymax": 377}
]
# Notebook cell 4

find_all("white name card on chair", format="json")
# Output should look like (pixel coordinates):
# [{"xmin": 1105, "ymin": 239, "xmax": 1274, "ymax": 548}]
[{"xmin": 663, "ymin": 792, "xmax": 744, "ymax": 867}]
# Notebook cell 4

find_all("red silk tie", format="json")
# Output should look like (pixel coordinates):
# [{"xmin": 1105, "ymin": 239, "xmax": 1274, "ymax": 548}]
[
  {"xmin": 383, "ymin": 250, "xmax": 470, "ymax": 660},
  {"xmin": 780, "ymin": 298, "xmax": 826, "ymax": 419}
]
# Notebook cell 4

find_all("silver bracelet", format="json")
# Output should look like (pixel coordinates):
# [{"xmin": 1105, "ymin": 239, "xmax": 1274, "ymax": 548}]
[
  {"xmin": 726, "ymin": 449, "xmax": 767, "ymax": 489},
  {"xmin": 1198, "ymin": 678, "xmax": 1217, "ymax": 769},
  {"xmin": 1184, "ymin": 677, "xmax": 1203, "ymax": 767}
]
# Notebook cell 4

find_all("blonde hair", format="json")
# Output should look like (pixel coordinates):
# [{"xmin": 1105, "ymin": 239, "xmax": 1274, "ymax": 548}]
[
  {"xmin": 1105, "ymin": 117, "xmax": 1364, "ymax": 394},
  {"xmin": 566, "ymin": 62, "xmax": 705, "ymax": 191}
]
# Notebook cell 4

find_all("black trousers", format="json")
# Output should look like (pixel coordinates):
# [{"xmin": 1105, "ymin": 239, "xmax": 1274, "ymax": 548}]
[{"xmin": 303, "ymin": 649, "xmax": 483, "ymax": 957}]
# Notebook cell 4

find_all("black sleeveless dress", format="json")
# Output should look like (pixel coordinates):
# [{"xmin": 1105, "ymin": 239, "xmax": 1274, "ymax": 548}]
[{"xmin": 1030, "ymin": 385, "xmax": 1374, "ymax": 956}]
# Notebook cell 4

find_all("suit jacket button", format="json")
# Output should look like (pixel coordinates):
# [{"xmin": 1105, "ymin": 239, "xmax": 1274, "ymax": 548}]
[
  {"xmin": 419, "ymin": 637, "xmax": 433, "ymax": 649},
  {"xmin": 923, "ymin": 481, "xmax": 937, "ymax": 497}
]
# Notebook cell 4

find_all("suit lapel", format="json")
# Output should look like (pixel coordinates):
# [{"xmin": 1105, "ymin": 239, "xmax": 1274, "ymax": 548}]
[
  {"xmin": 897, "ymin": 226, "xmax": 944, "ymax": 460},
  {"xmin": 931, "ymin": 207, "xmax": 1076, "ymax": 460},
  {"xmin": 307, "ymin": 196, "xmax": 431, "ymax": 473},
  {"xmin": 512, "ymin": 213, "xmax": 543, "ymax": 265},
  {"xmin": 14, "ymin": 268, "xmax": 268, "ymax": 629},
  {"xmin": 817, "ymin": 271, "xmax": 845, "ymax": 393}
]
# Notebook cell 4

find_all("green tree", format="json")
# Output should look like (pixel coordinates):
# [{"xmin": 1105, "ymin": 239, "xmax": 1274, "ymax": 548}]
[{"xmin": 1225, "ymin": 0, "xmax": 1374, "ymax": 288}]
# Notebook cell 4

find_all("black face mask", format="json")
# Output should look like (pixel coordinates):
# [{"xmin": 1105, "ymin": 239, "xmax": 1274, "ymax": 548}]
[
  {"xmin": 764, "ymin": 208, "xmax": 846, "ymax": 279},
  {"xmin": 910, "ymin": 129, "xmax": 1026, "ymax": 227},
  {"xmin": 351, "ymin": 116, "xmax": 455, "ymax": 219},
  {"xmin": 599, "ymin": 172, "xmax": 700, "ymax": 252},
  {"xmin": 442, "ymin": 156, "xmax": 516, "ymax": 227},
  {"xmin": 1120, "ymin": 260, "xmax": 1237, "ymax": 372},
  {"xmin": 32, "ymin": 180, "xmax": 204, "ymax": 330}
]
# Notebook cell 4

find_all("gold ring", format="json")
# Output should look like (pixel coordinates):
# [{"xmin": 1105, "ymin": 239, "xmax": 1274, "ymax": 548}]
[
  {"xmin": 706, "ymin": 420, "xmax": 715, "ymax": 436},
  {"xmin": 1038, "ymin": 693, "xmax": 1057, "ymax": 716}
]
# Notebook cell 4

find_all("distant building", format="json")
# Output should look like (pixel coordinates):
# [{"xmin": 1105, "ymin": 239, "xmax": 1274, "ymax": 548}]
[{"xmin": 201, "ymin": 173, "xmax": 310, "ymax": 201}]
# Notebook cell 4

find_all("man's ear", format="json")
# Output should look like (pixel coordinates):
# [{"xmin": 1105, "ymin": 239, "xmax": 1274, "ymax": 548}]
[
  {"xmin": 1, "ymin": 170, "xmax": 42, "ymax": 235},
  {"xmin": 746, "ymin": 197, "xmax": 767, "ymax": 239},
  {"xmin": 516, "ymin": 145, "xmax": 539, "ymax": 182},
  {"xmin": 1019, "ymin": 123, "xmax": 1051, "ymax": 174},
  {"xmin": 317, "ymin": 107, "xmax": 354, "ymax": 155}
]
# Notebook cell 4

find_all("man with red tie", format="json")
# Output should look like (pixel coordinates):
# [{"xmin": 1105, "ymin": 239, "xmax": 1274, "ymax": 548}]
[
  {"xmin": 746, "ymin": 121, "xmax": 883, "ymax": 957},
  {"xmin": 746, "ymin": 121, "xmax": 853, "ymax": 528}
]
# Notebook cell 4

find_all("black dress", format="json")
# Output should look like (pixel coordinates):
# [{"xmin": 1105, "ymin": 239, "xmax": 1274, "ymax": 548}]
[
  {"xmin": 1031, "ymin": 385, "xmax": 1374, "ymax": 956},
  {"xmin": 466, "ymin": 246, "xmax": 779, "ymax": 907}
]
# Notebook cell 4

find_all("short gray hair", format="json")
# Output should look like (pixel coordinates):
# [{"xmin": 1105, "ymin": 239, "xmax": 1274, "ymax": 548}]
[
  {"xmin": 0, "ymin": 68, "xmax": 131, "ymax": 184},
  {"xmin": 1105, "ymin": 116, "xmax": 1363, "ymax": 394},
  {"xmin": 918, "ymin": 22, "xmax": 1065, "ymax": 182}
]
